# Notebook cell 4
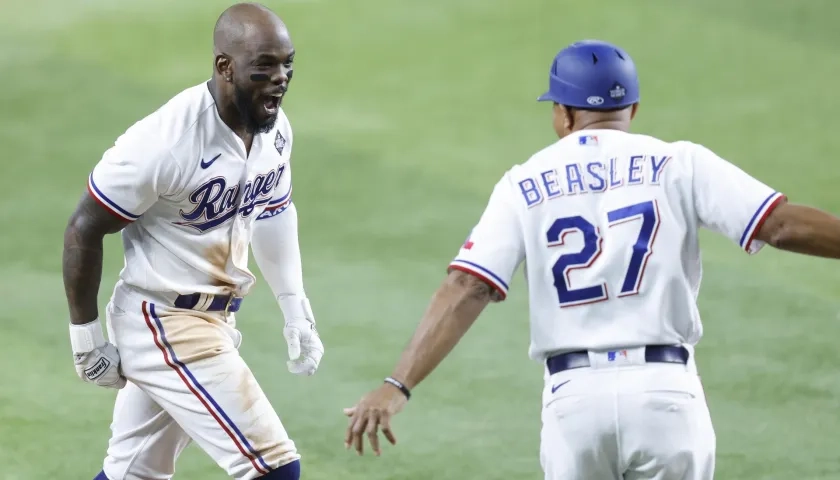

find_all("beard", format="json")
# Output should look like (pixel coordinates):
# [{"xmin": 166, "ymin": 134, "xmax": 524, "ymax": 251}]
[{"xmin": 233, "ymin": 83, "xmax": 278, "ymax": 135}]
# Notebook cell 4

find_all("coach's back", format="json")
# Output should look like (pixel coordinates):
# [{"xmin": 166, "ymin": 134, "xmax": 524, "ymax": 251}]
[
  {"xmin": 344, "ymin": 39, "xmax": 840, "ymax": 480},
  {"xmin": 450, "ymin": 128, "xmax": 782, "ymax": 361}
]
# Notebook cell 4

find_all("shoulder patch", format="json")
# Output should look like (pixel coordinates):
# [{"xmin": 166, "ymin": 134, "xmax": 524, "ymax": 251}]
[{"xmin": 274, "ymin": 131, "xmax": 287, "ymax": 155}]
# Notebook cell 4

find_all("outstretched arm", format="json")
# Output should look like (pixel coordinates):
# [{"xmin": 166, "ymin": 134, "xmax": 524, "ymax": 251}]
[
  {"xmin": 387, "ymin": 269, "xmax": 502, "ymax": 390},
  {"xmin": 754, "ymin": 199, "xmax": 840, "ymax": 258},
  {"xmin": 343, "ymin": 269, "xmax": 502, "ymax": 456},
  {"xmin": 63, "ymin": 193, "xmax": 129, "ymax": 325},
  {"xmin": 342, "ymin": 172, "xmax": 524, "ymax": 457}
]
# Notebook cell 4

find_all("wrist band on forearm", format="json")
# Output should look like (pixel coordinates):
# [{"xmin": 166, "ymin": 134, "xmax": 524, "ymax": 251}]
[{"xmin": 384, "ymin": 376, "xmax": 411, "ymax": 400}]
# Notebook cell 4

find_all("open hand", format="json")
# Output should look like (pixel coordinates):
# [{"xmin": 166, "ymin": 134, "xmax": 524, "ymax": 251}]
[{"xmin": 343, "ymin": 383, "xmax": 408, "ymax": 456}]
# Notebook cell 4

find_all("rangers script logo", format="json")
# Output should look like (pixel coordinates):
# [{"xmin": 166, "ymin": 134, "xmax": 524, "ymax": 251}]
[{"xmin": 175, "ymin": 163, "xmax": 286, "ymax": 232}]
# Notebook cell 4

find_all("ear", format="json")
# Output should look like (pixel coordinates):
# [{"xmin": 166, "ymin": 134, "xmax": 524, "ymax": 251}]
[
  {"xmin": 562, "ymin": 105, "xmax": 574, "ymax": 131},
  {"xmin": 630, "ymin": 102, "xmax": 639, "ymax": 120},
  {"xmin": 215, "ymin": 54, "xmax": 233, "ymax": 83}
]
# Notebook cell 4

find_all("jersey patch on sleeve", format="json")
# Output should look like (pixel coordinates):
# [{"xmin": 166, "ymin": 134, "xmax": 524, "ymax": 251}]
[
  {"xmin": 256, "ymin": 202, "xmax": 291, "ymax": 220},
  {"xmin": 256, "ymin": 184, "xmax": 293, "ymax": 221},
  {"xmin": 461, "ymin": 230, "xmax": 474, "ymax": 250}
]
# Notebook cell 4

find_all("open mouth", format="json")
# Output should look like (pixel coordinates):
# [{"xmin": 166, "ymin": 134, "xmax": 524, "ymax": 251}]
[{"xmin": 262, "ymin": 93, "xmax": 282, "ymax": 115}]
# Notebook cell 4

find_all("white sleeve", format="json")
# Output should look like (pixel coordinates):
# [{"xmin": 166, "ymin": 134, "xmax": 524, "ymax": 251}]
[
  {"xmin": 448, "ymin": 173, "xmax": 526, "ymax": 300},
  {"xmin": 87, "ymin": 129, "xmax": 180, "ymax": 221},
  {"xmin": 251, "ymin": 123, "xmax": 305, "ymax": 302},
  {"xmin": 251, "ymin": 202, "xmax": 306, "ymax": 300},
  {"xmin": 689, "ymin": 142, "xmax": 786, "ymax": 254}
]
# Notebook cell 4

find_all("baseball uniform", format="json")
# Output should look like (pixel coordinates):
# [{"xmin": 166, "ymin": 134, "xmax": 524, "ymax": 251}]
[
  {"xmin": 449, "ymin": 129, "xmax": 784, "ymax": 479},
  {"xmin": 86, "ymin": 81, "xmax": 306, "ymax": 480}
]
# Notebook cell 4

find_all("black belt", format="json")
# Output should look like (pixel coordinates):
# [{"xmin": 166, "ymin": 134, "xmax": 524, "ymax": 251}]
[
  {"xmin": 546, "ymin": 345, "xmax": 689, "ymax": 375},
  {"xmin": 173, "ymin": 293, "xmax": 243, "ymax": 313}
]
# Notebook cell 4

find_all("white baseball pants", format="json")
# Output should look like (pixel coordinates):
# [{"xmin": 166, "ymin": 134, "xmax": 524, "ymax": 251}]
[
  {"xmin": 99, "ymin": 284, "xmax": 299, "ymax": 480},
  {"xmin": 539, "ymin": 346, "xmax": 715, "ymax": 480}
]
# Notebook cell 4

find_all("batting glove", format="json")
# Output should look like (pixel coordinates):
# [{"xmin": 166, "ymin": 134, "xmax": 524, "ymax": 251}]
[
  {"xmin": 278, "ymin": 295, "xmax": 324, "ymax": 376},
  {"xmin": 69, "ymin": 319, "xmax": 127, "ymax": 389}
]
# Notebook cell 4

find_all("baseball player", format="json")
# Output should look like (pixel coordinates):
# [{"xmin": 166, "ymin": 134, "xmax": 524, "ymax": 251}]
[
  {"xmin": 343, "ymin": 39, "xmax": 840, "ymax": 479},
  {"xmin": 61, "ymin": 3, "xmax": 321, "ymax": 479}
]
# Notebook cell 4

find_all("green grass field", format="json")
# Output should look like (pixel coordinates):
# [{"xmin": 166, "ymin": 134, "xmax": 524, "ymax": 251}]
[{"xmin": 2, "ymin": 0, "xmax": 840, "ymax": 478}]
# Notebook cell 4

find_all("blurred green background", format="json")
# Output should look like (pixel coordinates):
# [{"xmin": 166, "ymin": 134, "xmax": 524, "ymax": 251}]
[{"xmin": 1, "ymin": 0, "xmax": 839, "ymax": 479}]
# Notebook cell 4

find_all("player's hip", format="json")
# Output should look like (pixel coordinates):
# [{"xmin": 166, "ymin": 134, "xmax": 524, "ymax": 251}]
[
  {"xmin": 105, "ymin": 282, "xmax": 244, "ymax": 371},
  {"xmin": 540, "ymin": 345, "xmax": 705, "ymax": 408},
  {"xmin": 109, "ymin": 279, "xmax": 249, "ymax": 324}
]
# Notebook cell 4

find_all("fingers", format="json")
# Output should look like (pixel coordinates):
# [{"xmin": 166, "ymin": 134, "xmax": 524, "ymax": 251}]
[
  {"xmin": 366, "ymin": 410, "xmax": 381, "ymax": 456},
  {"xmin": 352, "ymin": 414, "xmax": 366, "ymax": 455},
  {"xmin": 287, "ymin": 356, "xmax": 317, "ymax": 376},
  {"xmin": 344, "ymin": 411, "xmax": 357, "ymax": 449},
  {"xmin": 284, "ymin": 327, "xmax": 301, "ymax": 360},
  {"xmin": 74, "ymin": 346, "xmax": 128, "ymax": 390},
  {"xmin": 345, "ymin": 408, "xmax": 390, "ymax": 456},
  {"xmin": 344, "ymin": 387, "xmax": 402, "ymax": 457},
  {"xmin": 345, "ymin": 406, "xmax": 374, "ymax": 456},
  {"xmin": 381, "ymin": 413, "xmax": 397, "ymax": 446},
  {"xmin": 286, "ymin": 330, "xmax": 323, "ymax": 376}
]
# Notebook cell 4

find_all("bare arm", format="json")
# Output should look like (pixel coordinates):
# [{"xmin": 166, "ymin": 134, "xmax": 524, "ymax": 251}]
[
  {"xmin": 344, "ymin": 173, "xmax": 521, "ymax": 455},
  {"xmin": 389, "ymin": 269, "xmax": 503, "ymax": 390},
  {"xmin": 63, "ymin": 193, "xmax": 130, "ymax": 325},
  {"xmin": 755, "ymin": 199, "xmax": 840, "ymax": 258},
  {"xmin": 343, "ymin": 269, "xmax": 502, "ymax": 454}
]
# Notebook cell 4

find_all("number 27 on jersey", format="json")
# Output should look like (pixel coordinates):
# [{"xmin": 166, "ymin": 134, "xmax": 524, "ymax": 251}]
[{"xmin": 547, "ymin": 200, "xmax": 660, "ymax": 307}]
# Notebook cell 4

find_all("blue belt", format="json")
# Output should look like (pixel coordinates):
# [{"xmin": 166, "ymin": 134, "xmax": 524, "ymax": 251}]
[
  {"xmin": 546, "ymin": 345, "xmax": 689, "ymax": 375},
  {"xmin": 173, "ymin": 293, "xmax": 243, "ymax": 313}
]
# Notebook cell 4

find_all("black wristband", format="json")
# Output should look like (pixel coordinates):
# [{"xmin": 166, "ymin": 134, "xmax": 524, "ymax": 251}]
[{"xmin": 384, "ymin": 376, "xmax": 411, "ymax": 400}]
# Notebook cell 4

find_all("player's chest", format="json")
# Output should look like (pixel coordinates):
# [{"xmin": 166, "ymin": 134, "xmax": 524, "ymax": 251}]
[{"xmin": 171, "ymin": 135, "xmax": 289, "ymax": 233}]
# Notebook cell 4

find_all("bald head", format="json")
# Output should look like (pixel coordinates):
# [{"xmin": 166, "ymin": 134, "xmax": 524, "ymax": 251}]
[
  {"xmin": 210, "ymin": 2, "xmax": 295, "ymax": 135},
  {"xmin": 213, "ymin": 2, "xmax": 289, "ymax": 56}
]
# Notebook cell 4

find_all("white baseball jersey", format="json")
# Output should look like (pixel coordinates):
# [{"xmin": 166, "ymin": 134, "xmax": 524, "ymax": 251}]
[
  {"xmin": 449, "ymin": 129, "xmax": 785, "ymax": 361},
  {"xmin": 87, "ymin": 82, "xmax": 293, "ymax": 297}
]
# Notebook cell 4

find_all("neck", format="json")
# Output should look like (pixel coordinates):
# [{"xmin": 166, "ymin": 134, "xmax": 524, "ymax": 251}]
[
  {"xmin": 208, "ymin": 77, "xmax": 254, "ymax": 151},
  {"xmin": 573, "ymin": 119, "xmax": 629, "ymax": 133}
]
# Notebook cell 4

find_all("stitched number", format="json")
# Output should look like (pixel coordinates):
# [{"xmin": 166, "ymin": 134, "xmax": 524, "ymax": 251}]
[
  {"xmin": 546, "ymin": 200, "xmax": 660, "ymax": 307},
  {"xmin": 607, "ymin": 200, "xmax": 660, "ymax": 296},
  {"xmin": 546, "ymin": 216, "xmax": 607, "ymax": 307}
]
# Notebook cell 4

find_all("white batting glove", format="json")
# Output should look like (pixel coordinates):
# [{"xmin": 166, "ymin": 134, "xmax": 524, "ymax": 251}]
[
  {"xmin": 69, "ymin": 319, "xmax": 127, "ymax": 389},
  {"xmin": 278, "ymin": 295, "xmax": 324, "ymax": 376}
]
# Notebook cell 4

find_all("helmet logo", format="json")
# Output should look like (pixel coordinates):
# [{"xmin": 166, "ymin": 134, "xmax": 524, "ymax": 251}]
[
  {"xmin": 587, "ymin": 96, "xmax": 605, "ymax": 106},
  {"xmin": 609, "ymin": 82, "xmax": 627, "ymax": 101}
]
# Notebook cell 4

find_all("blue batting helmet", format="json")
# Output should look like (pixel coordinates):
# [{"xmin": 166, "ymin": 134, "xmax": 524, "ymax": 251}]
[{"xmin": 537, "ymin": 40, "xmax": 639, "ymax": 110}]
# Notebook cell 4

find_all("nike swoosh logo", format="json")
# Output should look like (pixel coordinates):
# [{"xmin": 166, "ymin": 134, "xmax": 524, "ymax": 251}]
[
  {"xmin": 200, "ymin": 153, "xmax": 222, "ymax": 169},
  {"xmin": 551, "ymin": 380, "xmax": 570, "ymax": 393}
]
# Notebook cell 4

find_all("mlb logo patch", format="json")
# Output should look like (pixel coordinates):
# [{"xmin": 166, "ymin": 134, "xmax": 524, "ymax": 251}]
[
  {"xmin": 579, "ymin": 135, "xmax": 599, "ymax": 145},
  {"xmin": 607, "ymin": 350, "xmax": 628, "ymax": 362},
  {"xmin": 274, "ymin": 131, "xmax": 287, "ymax": 155}
]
